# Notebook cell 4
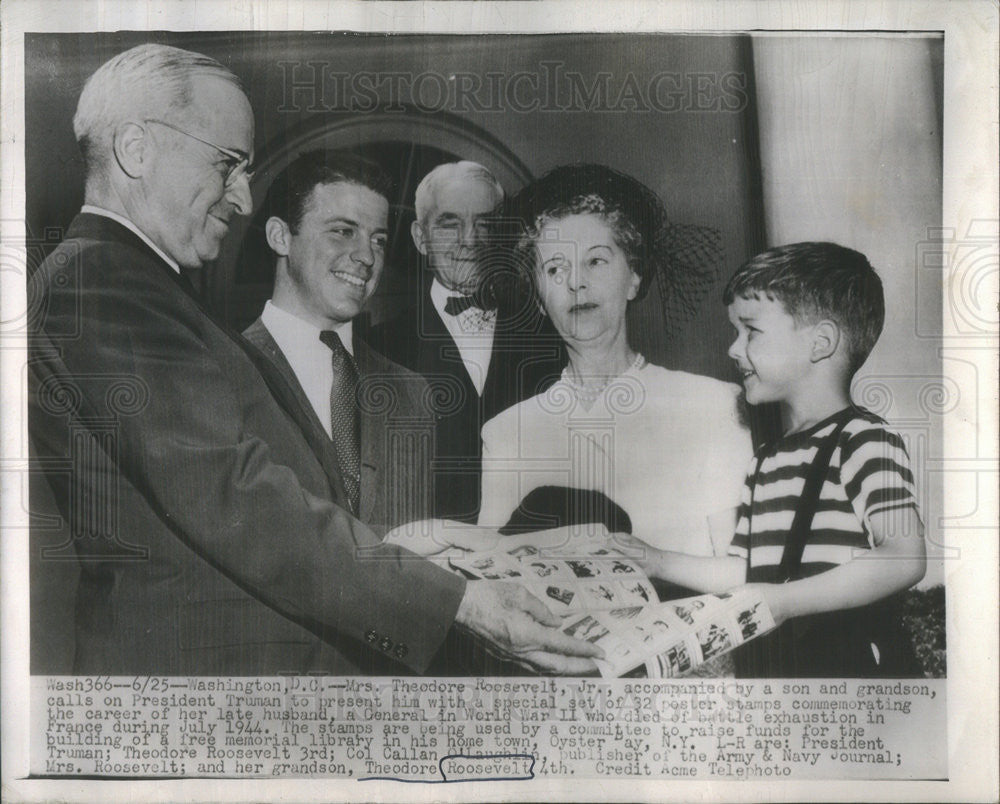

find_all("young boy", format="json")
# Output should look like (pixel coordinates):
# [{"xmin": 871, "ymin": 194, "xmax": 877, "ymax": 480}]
[{"xmin": 637, "ymin": 242, "xmax": 926, "ymax": 677}]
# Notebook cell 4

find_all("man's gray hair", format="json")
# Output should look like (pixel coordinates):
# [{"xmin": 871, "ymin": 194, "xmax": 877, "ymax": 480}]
[
  {"xmin": 413, "ymin": 160, "xmax": 504, "ymax": 223},
  {"xmin": 73, "ymin": 43, "xmax": 243, "ymax": 173}
]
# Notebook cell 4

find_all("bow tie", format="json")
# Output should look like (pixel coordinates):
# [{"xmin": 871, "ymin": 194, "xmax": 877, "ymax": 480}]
[{"xmin": 444, "ymin": 293, "xmax": 496, "ymax": 317}]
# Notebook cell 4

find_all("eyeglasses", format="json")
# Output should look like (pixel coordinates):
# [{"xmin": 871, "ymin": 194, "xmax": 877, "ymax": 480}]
[{"xmin": 145, "ymin": 118, "xmax": 254, "ymax": 187}]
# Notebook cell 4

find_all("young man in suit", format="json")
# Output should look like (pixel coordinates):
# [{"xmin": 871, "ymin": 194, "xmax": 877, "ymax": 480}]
[
  {"xmin": 28, "ymin": 44, "xmax": 599, "ymax": 676},
  {"xmin": 368, "ymin": 162, "xmax": 564, "ymax": 523},
  {"xmin": 244, "ymin": 151, "xmax": 432, "ymax": 536}
]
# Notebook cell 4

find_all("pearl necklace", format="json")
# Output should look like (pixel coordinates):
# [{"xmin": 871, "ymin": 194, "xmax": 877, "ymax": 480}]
[{"xmin": 561, "ymin": 353, "xmax": 646, "ymax": 403}]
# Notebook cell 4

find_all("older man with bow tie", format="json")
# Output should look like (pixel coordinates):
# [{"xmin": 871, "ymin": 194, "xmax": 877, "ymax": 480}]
[{"xmin": 369, "ymin": 161, "xmax": 565, "ymax": 523}]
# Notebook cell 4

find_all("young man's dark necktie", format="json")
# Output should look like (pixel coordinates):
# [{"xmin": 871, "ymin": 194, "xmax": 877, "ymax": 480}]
[{"xmin": 319, "ymin": 330, "xmax": 360, "ymax": 515}]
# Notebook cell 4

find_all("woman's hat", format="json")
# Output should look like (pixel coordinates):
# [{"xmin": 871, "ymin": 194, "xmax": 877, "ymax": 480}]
[{"xmin": 503, "ymin": 163, "xmax": 724, "ymax": 335}]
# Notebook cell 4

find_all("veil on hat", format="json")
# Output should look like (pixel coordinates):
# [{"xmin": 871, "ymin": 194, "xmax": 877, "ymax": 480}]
[{"xmin": 493, "ymin": 163, "xmax": 724, "ymax": 338}]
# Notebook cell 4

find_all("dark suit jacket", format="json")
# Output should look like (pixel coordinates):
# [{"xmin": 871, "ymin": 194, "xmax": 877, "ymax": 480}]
[
  {"xmin": 242, "ymin": 318, "xmax": 434, "ymax": 536},
  {"xmin": 367, "ymin": 280, "xmax": 564, "ymax": 522},
  {"xmin": 28, "ymin": 213, "xmax": 465, "ymax": 675}
]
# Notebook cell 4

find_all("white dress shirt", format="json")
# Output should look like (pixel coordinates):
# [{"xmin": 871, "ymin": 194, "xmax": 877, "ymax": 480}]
[
  {"xmin": 81, "ymin": 205, "xmax": 180, "ymax": 274},
  {"xmin": 429, "ymin": 278, "xmax": 496, "ymax": 396},
  {"xmin": 261, "ymin": 301, "xmax": 353, "ymax": 439}
]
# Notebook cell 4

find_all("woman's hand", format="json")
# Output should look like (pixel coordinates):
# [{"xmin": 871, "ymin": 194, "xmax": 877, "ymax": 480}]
[{"xmin": 383, "ymin": 519, "xmax": 500, "ymax": 556}]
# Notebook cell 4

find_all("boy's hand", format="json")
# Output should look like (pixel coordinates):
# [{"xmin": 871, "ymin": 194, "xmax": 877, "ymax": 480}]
[
  {"xmin": 617, "ymin": 536, "xmax": 746, "ymax": 594},
  {"xmin": 738, "ymin": 582, "xmax": 791, "ymax": 626},
  {"xmin": 737, "ymin": 509, "xmax": 926, "ymax": 628},
  {"xmin": 611, "ymin": 534, "xmax": 665, "ymax": 576}
]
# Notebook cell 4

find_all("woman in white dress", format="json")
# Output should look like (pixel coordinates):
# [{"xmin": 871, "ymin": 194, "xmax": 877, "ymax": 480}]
[{"xmin": 478, "ymin": 165, "xmax": 752, "ymax": 568}]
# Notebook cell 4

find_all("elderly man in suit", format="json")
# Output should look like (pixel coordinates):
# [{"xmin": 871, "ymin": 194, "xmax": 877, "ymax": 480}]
[
  {"xmin": 368, "ymin": 162, "xmax": 564, "ymax": 523},
  {"xmin": 28, "ymin": 43, "xmax": 599, "ymax": 676},
  {"xmin": 244, "ymin": 151, "xmax": 432, "ymax": 535}
]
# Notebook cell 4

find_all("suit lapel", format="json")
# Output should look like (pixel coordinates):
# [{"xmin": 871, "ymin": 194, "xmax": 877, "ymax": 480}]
[
  {"xmin": 70, "ymin": 218, "xmax": 360, "ymax": 515},
  {"xmin": 242, "ymin": 320, "xmax": 352, "ymax": 510},
  {"xmin": 483, "ymin": 294, "xmax": 564, "ymax": 421},
  {"xmin": 415, "ymin": 292, "xmax": 480, "ymax": 401},
  {"xmin": 481, "ymin": 296, "xmax": 519, "ymax": 416}
]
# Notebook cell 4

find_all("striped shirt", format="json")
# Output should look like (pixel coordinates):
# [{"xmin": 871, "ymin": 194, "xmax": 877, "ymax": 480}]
[{"xmin": 728, "ymin": 408, "xmax": 920, "ymax": 576}]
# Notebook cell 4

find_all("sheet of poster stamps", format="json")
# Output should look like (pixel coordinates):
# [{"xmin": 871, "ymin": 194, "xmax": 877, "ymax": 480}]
[
  {"xmin": 449, "ymin": 536, "xmax": 659, "ymax": 615},
  {"xmin": 449, "ymin": 536, "xmax": 776, "ymax": 677},
  {"xmin": 1, "ymin": 1, "xmax": 997, "ymax": 802}
]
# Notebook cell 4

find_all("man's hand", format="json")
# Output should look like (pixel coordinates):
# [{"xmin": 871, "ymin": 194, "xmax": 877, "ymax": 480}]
[{"xmin": 454, "ymin": 582, "xmax": 604, "ymax": 675}]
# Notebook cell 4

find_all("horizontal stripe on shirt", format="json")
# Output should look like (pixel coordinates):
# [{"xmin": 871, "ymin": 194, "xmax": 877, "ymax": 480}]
[{"xmin": 728, "ymin": 409, "xmax": 921, "ymax": 571}]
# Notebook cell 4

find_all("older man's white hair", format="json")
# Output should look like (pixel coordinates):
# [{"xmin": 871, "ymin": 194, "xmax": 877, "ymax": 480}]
[
  {"xmin": 413, "ymin": 160, "xmax": 504, "ymax": 223},
  {"xmin": 73, "ymin": 43, "xmax": 242, "ymax": 175}
]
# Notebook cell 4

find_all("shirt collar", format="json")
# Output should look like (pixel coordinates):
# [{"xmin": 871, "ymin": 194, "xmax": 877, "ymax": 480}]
[
  {"xmin": 261, "ymin": 300, "xmax": 354, "ymax": 357},
  {"xmin": 81, "ymin": 205, "xmax": 181, "ymax": 274},
  {"xmin": 430, "ymin": 276, "xmax": 469, "ymax": 308}
]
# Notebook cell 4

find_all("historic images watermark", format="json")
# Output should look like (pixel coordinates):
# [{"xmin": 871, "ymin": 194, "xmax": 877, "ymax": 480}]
[{"xmin": 277, "ymin": 62, "xmax": 750, "ymax": 115}]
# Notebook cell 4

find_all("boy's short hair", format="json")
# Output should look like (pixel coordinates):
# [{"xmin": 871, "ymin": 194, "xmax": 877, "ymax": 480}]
[{"xmin": 723, "ymin": 242, "xmax": 885, "ymax": 375}]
